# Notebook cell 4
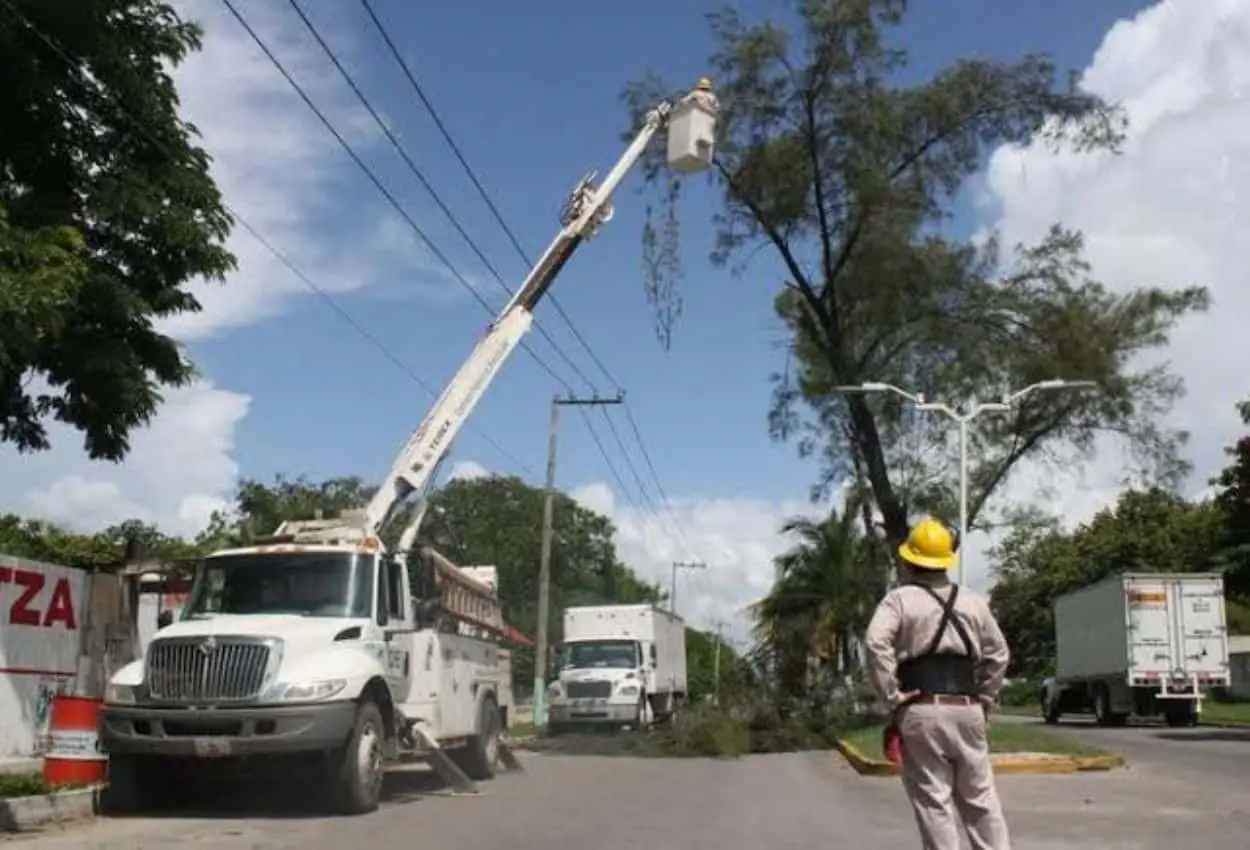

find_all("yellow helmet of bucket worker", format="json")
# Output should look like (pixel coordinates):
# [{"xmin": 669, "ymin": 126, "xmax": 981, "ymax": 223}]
[{"xmin": 898, "ymin": 518, "xmax": 957, "ymax": 570}]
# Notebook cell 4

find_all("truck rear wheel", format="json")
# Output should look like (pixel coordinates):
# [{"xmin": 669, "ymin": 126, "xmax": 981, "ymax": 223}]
[
  {"xmin": 1041, "ymin": 690, "xmax": 1061, "ymax": 725},
  {"xmin": 453, "ymin": 696, "xmax": 501, "ymax": 781},
  {"xmin": 325, "ymin": 700, "xmax": 386, "ymax": 815}
]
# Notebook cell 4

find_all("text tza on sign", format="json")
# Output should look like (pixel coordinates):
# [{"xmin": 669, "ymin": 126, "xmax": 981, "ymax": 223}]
[{"xmin": 0, "ymin": 566, "xmax": 77, "ymax": 629}]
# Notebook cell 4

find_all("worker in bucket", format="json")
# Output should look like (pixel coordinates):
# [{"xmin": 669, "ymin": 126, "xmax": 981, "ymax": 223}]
[{"xmin": 864, "ymin": 517, "xmax": 1013, "ymax": 850}]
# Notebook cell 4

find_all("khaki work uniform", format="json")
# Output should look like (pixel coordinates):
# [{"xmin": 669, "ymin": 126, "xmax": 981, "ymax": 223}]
[{"xmin": 865, "ymin": 577, "xmax": 1012, "ymax": 850}]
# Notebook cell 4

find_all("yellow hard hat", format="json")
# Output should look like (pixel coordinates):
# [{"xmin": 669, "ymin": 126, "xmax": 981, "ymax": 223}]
[
  {"xmin": 898, "ymin": 518, "xmax": 957, "ymax": 570},
  {"xmin": 695, "ymin": 77, "xmax": 713, "ymax": 91}
]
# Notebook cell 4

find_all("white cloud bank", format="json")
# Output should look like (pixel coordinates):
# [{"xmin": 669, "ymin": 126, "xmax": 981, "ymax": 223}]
[{"xmin": 958, "ymin": 0, "xmax": 1250, "ymax": 585}]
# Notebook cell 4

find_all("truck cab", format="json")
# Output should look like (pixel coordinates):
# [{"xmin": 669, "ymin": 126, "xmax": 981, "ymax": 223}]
[
  {"xmin": 546, "ymin": 604, "xmax": 686, "ymax": 733},
  {"xmin": 101, "ymin": 537, "xmax": 507, "ymax": 814}
]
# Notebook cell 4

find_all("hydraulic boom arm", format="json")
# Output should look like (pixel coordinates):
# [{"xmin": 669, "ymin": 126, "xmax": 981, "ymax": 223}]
[{"xmin": 364, "ymin": 81, "xmax": 718, "ymax": 547}]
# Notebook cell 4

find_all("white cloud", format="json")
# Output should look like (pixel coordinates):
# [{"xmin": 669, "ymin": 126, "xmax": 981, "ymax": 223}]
[
  {"xmin": 1, "ymin": 0, "xmax": 428, "ymax": 537},
  {"xmin": 575, "ymin": 483, "xmax": 829, "ymax": 647},
  {"xmin": 961, "ymin": 0, "xmax": 1250, "ymax": 587},
  {"xmin": 448, "ymin": 460, "xmax": 491, "ymax": 482}
]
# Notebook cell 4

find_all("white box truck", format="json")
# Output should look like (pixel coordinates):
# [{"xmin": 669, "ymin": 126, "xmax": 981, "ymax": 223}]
[
  {"xmin": 1040, "ymin": 573, "xmax": 1230, "ymax": 727},
  {"xmin": 547, "ymin": 604, "xmax": 687, "ymax": 733}
]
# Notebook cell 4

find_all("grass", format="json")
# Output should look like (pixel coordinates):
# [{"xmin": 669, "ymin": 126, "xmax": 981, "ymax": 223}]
[
  {"xmin": 999, "ymin": 699, "xmax": 1250, "ymax": 726},
  {"xmin": 840, "ymin": 720, "xmax": 1106, "ymax": 762},
  {"xmin": 0, "ymin": 772, "xmax": 90, "ymax": 799}
]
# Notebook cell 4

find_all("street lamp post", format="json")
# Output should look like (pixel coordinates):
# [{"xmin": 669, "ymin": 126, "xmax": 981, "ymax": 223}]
[{"xmin": 838, "ymin": 379, "xmax": 1097, "ymax": 585}]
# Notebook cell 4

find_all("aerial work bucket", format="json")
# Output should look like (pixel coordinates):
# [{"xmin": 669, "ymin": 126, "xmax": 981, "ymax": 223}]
[
  {"xmin": 43, "ymin": 695, "xmax": 107, "ymax": 787},
  {"xmin": 666, "ymin": 78, "xmax": 718, "ymax": 174}
]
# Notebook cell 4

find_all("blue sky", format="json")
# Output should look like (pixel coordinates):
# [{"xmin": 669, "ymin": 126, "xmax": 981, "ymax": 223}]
[{"xmin": 187, "ymin": 0, "xmax": 1153, "ymax": 507}]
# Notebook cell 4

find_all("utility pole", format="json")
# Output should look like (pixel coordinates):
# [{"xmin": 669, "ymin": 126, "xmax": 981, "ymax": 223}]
[
  {"xmin": 712, "ymin": 619, "xmax": 725, "ymax": 706},
  {"xmin": 532, "ymin": 392, "xmax": 624, "ymax": 730},
  {"xmin": 670, "ymin": 560, "xmax": 706, "ymax": 616}
]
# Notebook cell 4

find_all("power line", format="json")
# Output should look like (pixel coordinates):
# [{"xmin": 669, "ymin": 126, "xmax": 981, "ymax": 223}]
[
  {"xmin": 350, "ymin": 0, "xmax": 700, "ymax": 562},
  {"xmin": 283, "ymin": 0, "xmax": 599, "ymax": 395},
  {"xmin": 220, "ymin": 0, "xmax": 581, "ymax": 394},
  {"xmin": 356, "ymin": 0, "xmax": 624, "ymax": 394},
  {"xmin": 0, "ymin": 0, "xmax": 537, "ymax": 479}
]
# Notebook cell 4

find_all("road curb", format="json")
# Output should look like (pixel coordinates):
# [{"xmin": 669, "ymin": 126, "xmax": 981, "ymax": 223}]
[
  {"xmin": 0, "ymin": 785, "xmax": 103, "ymax": 832},
  {"xmin": 833, "ymin": 739, "xmax": 1125, "ymax": 777}
]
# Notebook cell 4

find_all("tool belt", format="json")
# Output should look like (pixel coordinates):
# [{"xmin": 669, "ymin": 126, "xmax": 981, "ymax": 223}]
[{"xmin": 897, "ymin": 583, "xmax": 979, "ymax": 698}]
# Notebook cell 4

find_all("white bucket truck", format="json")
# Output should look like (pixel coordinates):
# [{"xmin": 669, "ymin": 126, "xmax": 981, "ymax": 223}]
[
  {"xmin": 99, "ymin": 81, "xmax": 717, "ymax": 814},
  {"xmin": 547, "ymin": 604, "xmax": 688, "ymax": 733}
]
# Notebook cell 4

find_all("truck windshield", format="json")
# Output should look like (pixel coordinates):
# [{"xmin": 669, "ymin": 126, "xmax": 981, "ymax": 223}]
[
  {"xmin": 561, "ymin": 640, "xmax": 639, "ymax": 670},
  {"xmin": 184, "ymin": 552, "xmax": 374, "ymax": 619}
]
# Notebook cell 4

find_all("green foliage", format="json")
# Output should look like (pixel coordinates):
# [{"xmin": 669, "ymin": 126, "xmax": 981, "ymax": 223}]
[
  {"xmin": 999, "ymin": 677, "xmax": 1043, "ymax": 708},
  {"xmin": 0, "ymin": 0, "xmax": 234, "ymax": 461},
  {"xmin": 751, "ymin": 506, "xmax": 884, "ymax": 696},
  {"xmin": 988, "ymin": 487, "xmax": 1226, "ymax": 676},
  {"xmin": 624, "ymin": 0, "xmax": 1206, "ymax": 543},
  {"xmin": 421, "ymin": 475, "xmax": 661, "ymax": 690},
  {"xmin": 1212, "ymin": 400, "xmax": 1250, "ymax": 600},
  {"xmin": 0, "ymin": 514, "xmax": 196, "ymax": 570},
  {"xmin": 684, "ymin": 627, "xmax": 753, "ymax": 704}
]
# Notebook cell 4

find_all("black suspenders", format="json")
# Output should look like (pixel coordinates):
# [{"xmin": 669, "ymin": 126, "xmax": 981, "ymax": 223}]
[{"xmin": 916, "ymin": 584, "xmax": 976, "ymax": 658}]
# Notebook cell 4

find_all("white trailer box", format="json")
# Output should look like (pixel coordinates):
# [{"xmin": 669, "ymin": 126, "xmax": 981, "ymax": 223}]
[
  {"xmin": 548, "ymin": 604, "xmax": 687, "ymax": 732},
  {"xmin": 1044, "ymin": 572, "xmax": 1229, "ymax": 727}
]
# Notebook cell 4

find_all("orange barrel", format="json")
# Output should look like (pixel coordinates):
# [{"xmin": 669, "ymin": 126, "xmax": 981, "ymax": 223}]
[{"xmin": 43, "ymin": 695, "xmax": 107, "ymax": 787}]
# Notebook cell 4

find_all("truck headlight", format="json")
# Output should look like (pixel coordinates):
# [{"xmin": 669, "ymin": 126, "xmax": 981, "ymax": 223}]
[
  {"xmin": 618, "ymin": 684, "xmax": 639, "ymax": 697},
  {"xmin": 104, "ymin": 684, "xmax": 137, "ymax": 705},
  {"xmin": 277, "ymin": 679, "xmax": 347, "ymax": 702}
]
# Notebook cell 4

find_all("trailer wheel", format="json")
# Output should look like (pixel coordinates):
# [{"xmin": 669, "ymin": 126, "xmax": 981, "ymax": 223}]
[
  {"xmin": 325, "ymin": 700, "xmax": 386, "ymax": 815},
  {"xmin": 1041, "ymin": 690, "xmax": 1061, "ymax": 725},
  {"xmin": 454, "ymin": 696, "xmax": 501, "ymax": 781}
]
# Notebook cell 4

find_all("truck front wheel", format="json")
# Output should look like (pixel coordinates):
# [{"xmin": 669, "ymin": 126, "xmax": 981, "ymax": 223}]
[
  {"xmin": 325, "ymin": 700, "xmax": 386, "ymax": 815},
  {"xmin": 104, "ymin": 753, "xmax": 172, "ymax": 814}
]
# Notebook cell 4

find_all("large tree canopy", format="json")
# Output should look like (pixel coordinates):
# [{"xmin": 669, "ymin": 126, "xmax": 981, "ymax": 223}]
[
  {"xmin": 0, "ymin": 0, "xmax": 234, "ymax": 461},
  {"xmin": 625, "ymin": 0, "xmax": 1206, "ymax": 544}
]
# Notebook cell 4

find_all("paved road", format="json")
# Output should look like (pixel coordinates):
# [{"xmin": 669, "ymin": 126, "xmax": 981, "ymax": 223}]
[
  {"xmin": 4, "ymin": 748, "xmax": 1245, "ymax": 850},
  {"xmin": 1006, "ymin": 713, "xmax": 1250, "ymax": 782}
]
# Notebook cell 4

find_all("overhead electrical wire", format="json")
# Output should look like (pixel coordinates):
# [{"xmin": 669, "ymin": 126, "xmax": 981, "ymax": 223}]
[
  {"xmin": 353, "ymin": 0, "xmax": 701, "ymax": 558},
  {"xmin": 357, "ymin": 0, "xmax": 624, "ymax": 394},
  {"xmin": 283, "ymin": 0, "xmax": 599, "ymax": 395},
  {"xmin": 222, "ymin": 0, "xmax": 657, "ymax": 526},
  {"xmin": 220, "ymin": 0, "xmax": 583, "ymax": 395},
  {"xmin": 0, "ymin": 0, "xmax": 537, "ymax": 479}
]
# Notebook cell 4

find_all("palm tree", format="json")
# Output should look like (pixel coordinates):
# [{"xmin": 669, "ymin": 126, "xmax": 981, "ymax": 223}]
[{"xmin": 750, "ymin": 506, "xmax": 886, "ymax": 697}]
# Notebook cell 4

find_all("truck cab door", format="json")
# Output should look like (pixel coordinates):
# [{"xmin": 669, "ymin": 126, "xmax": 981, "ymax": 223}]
[{"xmin": 378, "ymin": 555, "xmax": 414, "ymax": 701}]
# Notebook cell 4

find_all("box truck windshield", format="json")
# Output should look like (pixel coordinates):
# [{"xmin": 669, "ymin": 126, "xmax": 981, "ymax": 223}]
[{"xmin": 561, "ymin": 640, "xmax": 639, "ymax": 670}]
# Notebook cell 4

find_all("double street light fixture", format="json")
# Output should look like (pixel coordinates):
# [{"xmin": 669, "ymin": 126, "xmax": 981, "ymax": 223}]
[{"xmin": 835, "ymin": 379, "xmax": 1098, "ymax": 585}]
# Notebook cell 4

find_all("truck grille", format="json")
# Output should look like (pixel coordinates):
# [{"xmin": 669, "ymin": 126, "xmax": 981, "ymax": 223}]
[
  {"xmin": 566, "ymin": 680, "xmax": 612, "ymax": 699},
  {"xmin": 146, "ymin": 638, "xmax": 272, "ymax": 703}
]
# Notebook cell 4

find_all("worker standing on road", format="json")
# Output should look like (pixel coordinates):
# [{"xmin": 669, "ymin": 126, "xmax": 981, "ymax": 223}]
[{"xmin": 864, "ymin": 517, "xmax": 1013, "ymax": 850}]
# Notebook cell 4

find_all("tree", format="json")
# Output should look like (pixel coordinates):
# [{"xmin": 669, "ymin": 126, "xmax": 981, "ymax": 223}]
[
  {"xmin": 423, "ymin": 475, "xmax": 661, "ymax": 691},
  {"xmin": 1, "ymin": 0, "xmax": 235, "ymax": 461},
  {"xmin": 1212, "ymin": 400, "xmax": 1250, "ymax": 603},
  {"xmin": 751, "ymin": 506, "xmax": 881, "ymax": 695},
  {"xmin": 197, "ymin": 475, "xmax": 376, "ymax": 547},
  {"xmin": 624, "ymin": 0, "xmax": 1206, "ymax": 544},
  {"xmin": 988, "ymin": 488, "xmax": 1223, "ymax": 675},
  {"xmin": 0, "ymin": 514, "xmax": 197, "ymax": 569}
]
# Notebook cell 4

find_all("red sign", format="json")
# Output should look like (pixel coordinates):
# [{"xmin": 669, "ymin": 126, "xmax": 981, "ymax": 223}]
[{"xmin": 0, "ymin": 566, "xmax": 77, "ymax": 629}]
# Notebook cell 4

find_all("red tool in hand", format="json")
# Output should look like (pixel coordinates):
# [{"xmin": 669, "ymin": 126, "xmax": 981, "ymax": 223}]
[{"xmin": 883, "ymin": 722, "xmax": 904, "ymax": 766}]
